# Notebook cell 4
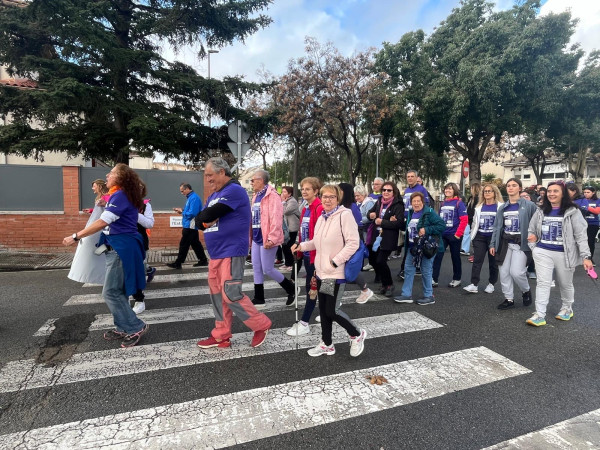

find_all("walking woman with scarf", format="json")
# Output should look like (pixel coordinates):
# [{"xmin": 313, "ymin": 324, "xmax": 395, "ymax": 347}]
[
  {"xmin": 367, "ymin": 181, "xmax": 405, "ymax": 297},
  {"xmin": 63, "ymin": 164, "xmax": 148, "ymax": 347}
]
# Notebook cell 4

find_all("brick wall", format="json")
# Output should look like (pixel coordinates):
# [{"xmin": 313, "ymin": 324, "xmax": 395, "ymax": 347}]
[{"xmin": 0, "ymin": 166, "xmax": 211, "ymax": 252}]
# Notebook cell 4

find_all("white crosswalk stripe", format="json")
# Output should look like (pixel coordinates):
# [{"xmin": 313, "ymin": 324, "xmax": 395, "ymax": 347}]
[
  {"xmin": 0, "ymin": 312, "xmax": 441, "ymax": 394},
  {"xmin": 66, "ymin": 279, "xmax": 285, "ymax": 305},
  {"xmin": 35, "ymin": 289, "xmax": 375, "ymax": 336},
  {"xmin": 0, "ymin": 347, "xmax": 530, "ymax": 449},
  {"xmin": 82, "ymin": 268, "xmax": 255, "ymax": 287}
]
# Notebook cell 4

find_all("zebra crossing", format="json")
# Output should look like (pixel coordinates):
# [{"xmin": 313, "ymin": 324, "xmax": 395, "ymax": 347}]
[{"xmin": 0, "ymin": 263, "xmax": 597, "ymax": 448}]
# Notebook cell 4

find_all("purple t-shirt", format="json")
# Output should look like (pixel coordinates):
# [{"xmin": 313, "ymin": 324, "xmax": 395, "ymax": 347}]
[
  {"xmin": 478, "ymin": 203, "xmax": 498, "ymax": 235},
  {"xmin": 440, "ymin": 198, "xmax": 467, "ymax": 236},
  {"xmin": 503, "ymin": 202, "xmax": 520, "ymax": 236},
  {"xmin": 407, "ymin": 210, "xmax": 423, "ymax": 245},
  {"xmin": 403, "ymin": 184, "xmax": 430, "ymax": 216},
  {"xmin": 203, "ymin": 182, "xmax": 251, "ymax": 258},
  {"xmin": 300, "ymin": 208, "xmax": 311, "ymax": 243},
  {"xmin": 537, "ymin": 207, "xmax": 564, "ymax": 252},
  {"xmin": 251, "ymin": 190, "xmax": 266, "ymax": 245},
  {"xmin": 103, "ymin": 190, "xmax": 138, "ymax": 235}
]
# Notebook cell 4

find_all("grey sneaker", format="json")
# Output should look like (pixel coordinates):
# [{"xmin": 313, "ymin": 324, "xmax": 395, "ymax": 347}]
[
  {"xmin": 416, "ymin": 297, "xmax": 435, "ymax": 305},
  {"xmin": 448, "ymin": 280, "xmax": 461, "ymax": 288},
  {"xmin": 307, "ymin": 342, "xmax": 336, "ymax": 357},
  {"xmin": 349, "ymin": 329, "xmax": 367, "ymax": 357},
  {"xmin": 121, "ymin": 323, "xmax": 149, "ymax": 348},
  {"xmin": 393, "ymin": 295, "xmax": 413, "ymax": 304}
]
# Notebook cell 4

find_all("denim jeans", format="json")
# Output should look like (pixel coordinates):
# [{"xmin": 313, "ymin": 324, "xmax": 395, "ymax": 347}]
[
  {"xmin": 401, "ymin": 250, "xmax": 434, "ymax": 298},
  {"xmin": 461, "ymin": 225, "xmax": 471, "ymax": 253},
  {"xmin": 103, "ymin": 251, "xmax": 145, "ymax": 334}
]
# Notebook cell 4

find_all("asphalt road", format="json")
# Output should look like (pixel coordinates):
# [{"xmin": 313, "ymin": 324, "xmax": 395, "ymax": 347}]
[{"xmin": 1, "ymin": 255, "xmax": 600, "ymax": 449}]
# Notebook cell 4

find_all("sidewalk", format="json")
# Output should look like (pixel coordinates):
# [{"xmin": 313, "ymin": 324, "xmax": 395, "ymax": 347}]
[{"xmin": 0, "ymin": 248, "xmax": 195, "ymax": 272}]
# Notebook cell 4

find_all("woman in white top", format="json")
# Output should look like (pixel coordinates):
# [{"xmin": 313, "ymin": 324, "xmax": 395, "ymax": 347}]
[
  {"xmin": 67, "ymin": 179, "xmax": 109, "ymax": 284},
  {"xmin": 464, "ymin": 183, "xmax": 502, "ymax": 294}
]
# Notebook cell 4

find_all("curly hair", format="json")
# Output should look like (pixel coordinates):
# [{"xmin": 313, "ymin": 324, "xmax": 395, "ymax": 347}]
[{"xmin": 113, "ymin": 163, "xmax": 146, "ymax": 209}]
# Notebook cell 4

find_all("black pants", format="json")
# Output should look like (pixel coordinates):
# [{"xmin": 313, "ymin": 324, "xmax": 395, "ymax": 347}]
[
  {"xmin": 588, "ymin": 224, "xmax": 599, "ymax": 260},
  {"xmin": 317, "ymin": 280, "xmax": 360, "ymax": 346},
  {"xmin": 375, "ymin": 249, "xmax": 393, "ymax": 287},
  {"xmin": 470, "ymin": 233, "xmax": 498, "ymax": 286},
  {"xmin": 433, "ymin": 235, "xmax": 462, "ymax": 282},
  {"xmin": 175, "ymin": 228, "xmax": 207, "ymax": 264},
  {"xmin": 282, "ymin": 231, "xmax": 298, "ymax": 266}
]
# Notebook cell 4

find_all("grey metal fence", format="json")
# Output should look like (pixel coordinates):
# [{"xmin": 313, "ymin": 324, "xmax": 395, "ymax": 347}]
[{"xmin": 0, "ymin": 165, "xmax": 63, "ymax": 211}]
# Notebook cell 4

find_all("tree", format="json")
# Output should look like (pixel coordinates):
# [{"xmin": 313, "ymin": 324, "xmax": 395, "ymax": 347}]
[
  {"xmin": 375, "ymin": 0, "xmax": 582, "ymax": 185},
  {"xmin": 0, "ymin": 0, "xmax": 273, "ymax": 164},
  {"xmin": 273, "ymin": 38, "xmax": 391, "ymax": 187},
  {"xmin": 508, "ymin": 132, "xmax": 562, "ymax": 185}
]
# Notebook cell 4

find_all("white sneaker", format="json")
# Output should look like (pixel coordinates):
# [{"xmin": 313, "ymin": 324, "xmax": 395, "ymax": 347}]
[
  {"xmin": 355, "ymin": 288, "xmax": 374, "ymax": 304},
  {"xmin": 132, "ymin": 301, "xmax": 145, "ymax": 314},
  {"xmin": 551, "ymin": 280, "xmax": 556, "ymax": 287},
  {"xmin": 307, "ymin": 342, "xmax": 336, "ymax": 357},
  {"xmin": 315, "ymin": 315, "xmax": 321, "ymax": 323},
  {"xmin": 349, "ymin": 329, "xmax": 367, "ymax": 357},
  {"xmin": 285, "ymin": 321, "xmax": 310, "ymax": 336},
  {"xmin": 463, "ymin": 284, "xmax": 478, "ymax": 293},
  {"xmin": 484, "ymin": 283, "xmax": 495, "ymax": 294},
  {"xmin": 362, "ymin": 264, "xmax": 374, "ymax": 271},
  {"xmin": 448, "ymin": 280, "xmax": 461, "ymax": 288}
]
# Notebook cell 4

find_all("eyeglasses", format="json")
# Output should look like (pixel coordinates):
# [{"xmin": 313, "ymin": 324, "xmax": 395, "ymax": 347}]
[
  {"xmin": 382, "ymin": 188, "xmax": 393, "ymax": 192},
  {"xmin": 321, "ymin": 195, "xmax": 337, "ymax": 200}
]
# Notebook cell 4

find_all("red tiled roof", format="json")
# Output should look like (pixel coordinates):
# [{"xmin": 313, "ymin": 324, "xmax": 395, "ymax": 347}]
[
  {"xmin": 0, "ymin": 78, "xmax": 39, "ymax": 90},
  {"xmin": 0, "ymin": 0, "xmax": 28, "ymax": 8}
]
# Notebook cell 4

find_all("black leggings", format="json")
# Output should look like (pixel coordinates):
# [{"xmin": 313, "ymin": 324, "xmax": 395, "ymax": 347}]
[
  {"xmin": 587, "ymin": 224, "xmax": 598, "ymax": 260},
  {"xmin": 317, "ymin": 280, "xmax": 360, "ymax": 346}
]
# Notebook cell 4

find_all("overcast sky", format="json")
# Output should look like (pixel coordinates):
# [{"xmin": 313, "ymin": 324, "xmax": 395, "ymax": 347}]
[{"xmin": 172, "ymin": 0, "xmax": 599, "ymax": 82}]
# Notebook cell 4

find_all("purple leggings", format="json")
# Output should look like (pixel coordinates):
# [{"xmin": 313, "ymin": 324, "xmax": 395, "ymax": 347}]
[{"xmin": 251, "ymin": 241, "xmax": 284, "ymax": 284}]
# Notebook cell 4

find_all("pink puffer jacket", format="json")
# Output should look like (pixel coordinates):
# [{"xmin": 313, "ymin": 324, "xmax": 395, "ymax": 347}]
[{"xmin": 250, "ymin": 185, "xmax": 284, "ymax": 247}]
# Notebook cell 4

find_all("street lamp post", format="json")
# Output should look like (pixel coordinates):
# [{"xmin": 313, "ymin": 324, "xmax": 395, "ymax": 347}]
[
  {"xmin": 207, "ymin": 49, "xmax": 219, "ymax": 129},
  {"xmin": 373, "ymin": 134, "xmax": 382, "ymax": 179}
]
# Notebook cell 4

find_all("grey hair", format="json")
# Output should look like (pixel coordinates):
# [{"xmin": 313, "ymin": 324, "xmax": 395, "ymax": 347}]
[
  {"xmin": 354, "ymin": 185, "xmax": 368, "ymax": 196},
  {"xmin": 373, "ymin": 177, "xmax": 384, "ymax": 184},
  {"xmin": 254, "ymin": 169, "xmax": 270, "ymax": 184},
  {"xmin": 206, "ymin": 157, "xmax": 232, "ymax": 177},
  {"xmin": 406, "ymin": 170, "xmax": 418, "ymax": 177},
  {"xmin": 180, "ymin": 183, "xmax": 192, "ymax": 190}
]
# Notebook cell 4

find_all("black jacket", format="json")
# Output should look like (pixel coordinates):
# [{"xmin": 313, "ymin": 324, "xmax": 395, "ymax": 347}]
[{"xmin": 367, "ymin": 197, "xmax": 405, "ymax": 251}]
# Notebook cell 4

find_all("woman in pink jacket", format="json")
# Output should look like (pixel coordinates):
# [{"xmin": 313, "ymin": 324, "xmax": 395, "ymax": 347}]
[
  {"xmin": 292, "ymin": 184, "xmax": 367, "ymax": 358},
  {"xmin": 250, "ymin": 170, "xmax": 296, "ymax": 308}
]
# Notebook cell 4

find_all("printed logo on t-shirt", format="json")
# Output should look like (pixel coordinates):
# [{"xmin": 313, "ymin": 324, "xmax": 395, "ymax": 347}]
[
  {"xmin": 440, "ymin": 205, "xmax": 456, "ymax": 227},
  {"xmin": 377, "ymin": 207, "xmax": 387, "ymax": 231},
  {"xmin": 300, "ymin": 214, "xmax": 310, "ymax": 242},
  {"xmin": 503, "ymin": 211, "xmax": 520, "ymax": 234},
  {"xmin": 252, "ymin": 201, "xmax": 261, "ymax": 229},
  {"xmin": 478, "ymin": 212, "xmax": 496, "ymax": 233},
  {"xmin": 407, "ymin": 218, "xmax": 419, "ymax": 242},
  {"xmin": 540, "ymin": 216, "xmax": 563, "ymax": 247}
]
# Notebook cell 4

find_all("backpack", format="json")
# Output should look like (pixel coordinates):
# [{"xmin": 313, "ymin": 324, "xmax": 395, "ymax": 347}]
[{"xmin": 340, "ymin": 212, "xmax": 369, "ymax": 282}]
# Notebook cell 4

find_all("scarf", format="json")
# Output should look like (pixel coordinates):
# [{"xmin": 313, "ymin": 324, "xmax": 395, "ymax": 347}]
[
  {"xmin": 108, "ymin": 185, "xmax": 121, "ymax": 196},
  {"xmin": 322, "ymin": 205, "xmax": 340, "ymax": 220},
  {"xmin": 379, "ymin": 196, "xmax": 393, "ymax": 216}
]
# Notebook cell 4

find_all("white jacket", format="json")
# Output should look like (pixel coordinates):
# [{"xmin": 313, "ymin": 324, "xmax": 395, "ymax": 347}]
[{"xmin": 470, "ymin": 201, "xmax": 503, "ymax": 240}]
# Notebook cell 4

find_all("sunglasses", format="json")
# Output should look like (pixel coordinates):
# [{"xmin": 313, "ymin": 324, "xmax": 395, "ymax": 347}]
[
  {"xmin": 382, "ymin": 188, "xmax": 394, "ymax": 192},
  {"xmin": 483, "ymin": 190, "xmax": 494, "ymax": 193}
]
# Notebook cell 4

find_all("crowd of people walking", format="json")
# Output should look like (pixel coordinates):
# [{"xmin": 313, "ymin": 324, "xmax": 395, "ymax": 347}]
[{"xmin": 63, "ymin": 160, "xmax": 597, "ymax": 352}]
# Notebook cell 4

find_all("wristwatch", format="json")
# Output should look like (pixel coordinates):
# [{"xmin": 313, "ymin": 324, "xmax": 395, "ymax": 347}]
[{"xmin": 72, "ymin": 233, "xmax": 80, "ymax": 241}]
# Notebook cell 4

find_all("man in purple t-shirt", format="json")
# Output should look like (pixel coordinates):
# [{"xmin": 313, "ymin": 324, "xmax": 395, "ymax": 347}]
[{"xmin": 195, "ymin": 157, "xmax": 272, "ymax": 350}]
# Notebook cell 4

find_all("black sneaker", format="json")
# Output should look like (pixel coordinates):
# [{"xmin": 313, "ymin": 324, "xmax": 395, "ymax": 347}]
[
  {"xmin": 497, "ymin": 299, "xmax": 515, "ymax": 310},
  {"xmin": 121, "ymin": 324, "xmax": 149, "ymax": 348},
  {"xmin": 166, "ymin": 262, "xmax": 182, "ymax": 269},
  {"xmin": 146, "ymin": 267, "xmax": 156, "ymax": 283},
  {"xmin": 103, "ymin": 329, "xmax": 127, "ymax": 341},
  {"xmin": 397, "ymin": 271, "xmax": 405, "ymax": 280},
  {"xmin": 193, "ymin": 261, "xmax": 208, "ymax": 267},
  {"xmin": 522, "ymin": 291, "xmax": 532, "ymax": 306}
]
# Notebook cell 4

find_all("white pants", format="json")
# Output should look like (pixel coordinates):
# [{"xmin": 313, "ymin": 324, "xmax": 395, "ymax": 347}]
[
  {"xmin": 499, "ymin": 243, "xmax": 530, "ymax": 300},
  {"xmin": 532, "ymin": 247, "xmax": 574, "ymax": 318}
]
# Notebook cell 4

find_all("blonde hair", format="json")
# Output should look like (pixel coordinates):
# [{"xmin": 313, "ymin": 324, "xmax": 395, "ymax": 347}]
[
  {"xmin": 300, "ymin": 177, "xmax": 322, "ymax": 192},
  {"xmin": 320, "ymin": 184, "xmax": 342, "ymax": 202},
  {"xmin": 477, "ymin": 183, "xmax": 502, "ymax": 207},
  {"xmin": 92, "ymin": 179, "xmax": 108, "ymax": 201}
]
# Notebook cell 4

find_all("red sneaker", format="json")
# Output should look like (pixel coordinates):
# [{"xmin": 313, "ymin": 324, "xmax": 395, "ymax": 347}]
[
  {"xmin": 197, "ymin": 336, "xmax": 231, "ymax": 349},
  {"xmin": 251, "ymin": 327, "xmax": 270, "ymax": 348}
]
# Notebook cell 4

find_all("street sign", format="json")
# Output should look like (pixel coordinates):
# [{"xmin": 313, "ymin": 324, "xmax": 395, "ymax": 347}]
[
  {"xmin": 227, "ymin": 142, "xmax": 251, "ymax": 158},
  {"xmin": 227, "ymin": 121, "xmax": 250, "ymax": 143},
  {"xmin": 462, "ymin": 160, "xmax": 470, "ymax": 179}
]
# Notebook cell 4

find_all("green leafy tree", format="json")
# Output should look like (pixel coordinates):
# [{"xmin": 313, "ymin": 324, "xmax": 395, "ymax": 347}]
[
  {"xmin": 375, "ymin": 0, "xmax": 582, "ymax": 185},
  {"xmin": 0, "ymin": 0, "xmax": 272, "ymax": 164}
]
